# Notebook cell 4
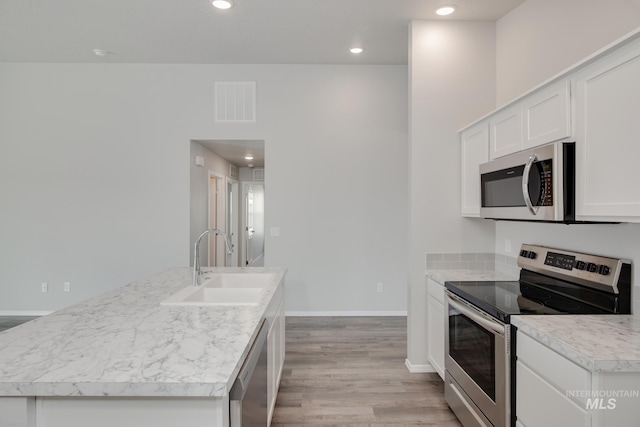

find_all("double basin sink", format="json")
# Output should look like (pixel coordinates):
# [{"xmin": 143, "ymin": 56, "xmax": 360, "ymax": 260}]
[{"xmin": 161, "ymin": 273, "xmax": 272, "ymax": 306}]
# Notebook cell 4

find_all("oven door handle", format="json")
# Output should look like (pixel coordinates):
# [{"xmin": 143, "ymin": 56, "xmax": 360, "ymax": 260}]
[
  {"xmin": 522, "ymin": 153, "xmax": 540, "ymax": 215},
  {"xmin": 447, "ymin": 293, "xmax": 506, "ymax": 336}
]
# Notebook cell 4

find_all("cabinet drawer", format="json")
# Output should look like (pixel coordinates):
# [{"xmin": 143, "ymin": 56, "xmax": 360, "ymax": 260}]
[
  {"xmin": 517, "ymin": 360, "xmax": 590, "ymax": 427},
  {"xmin": 517, "ymin": 331, "xmax": 590, "ymax": 404}
]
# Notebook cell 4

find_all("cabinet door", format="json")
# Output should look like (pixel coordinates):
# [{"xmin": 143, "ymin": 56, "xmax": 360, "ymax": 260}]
[
  {"xmin": 522, "ymin": 80, "xmax": 571, "ymax": 149},
  {"xmin": 267, "ymin": 298, "xmax": 285, "ymax": 425},
  {"xmin": 427, "ymin": 278, "xmax": 445, "ymax": 379},
  {"xmin": 516, "ymin": 331, "xmax": 591, "ymax": 427},
  {"xmin": 517, "ymin": 361, "xmax": 591, "ymax": 427},
  {"xmin": 489, "ymin": 104, "xmax": 522, "ymax": 159},
  {"xmin": 461, "ymin": 122, "xmax": 489, "ymax": 217},
  {"xmin": 574, "ymin": 37, "xmax": 640, "ymax": 221}
]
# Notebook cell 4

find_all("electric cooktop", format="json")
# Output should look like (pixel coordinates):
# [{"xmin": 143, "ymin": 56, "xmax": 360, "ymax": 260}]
[{"xmin": 445, "ymin": 244, "xmax": 632, "ymax": 323}]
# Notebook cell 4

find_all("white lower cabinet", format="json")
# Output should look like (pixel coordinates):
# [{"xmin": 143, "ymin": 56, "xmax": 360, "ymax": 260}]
[
  {"xmin": 426, "ymin": 278, "xmax": 445, "ymax": 379},
  {"xmin": 267, "ymin": 293, "xmax": 285, "ymax": 425},
  {"xmin": 516, "ymin": 330, "xmax": 640, "ymax": 427},
  {"xmin": 517, "ymin": 331, "xmax": 590, "ymax": 427}
]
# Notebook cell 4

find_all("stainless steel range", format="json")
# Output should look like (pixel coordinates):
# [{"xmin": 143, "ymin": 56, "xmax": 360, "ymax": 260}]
[{"xmin": 444, "ymin": 244, "xmax": 632, "ymax": 427}]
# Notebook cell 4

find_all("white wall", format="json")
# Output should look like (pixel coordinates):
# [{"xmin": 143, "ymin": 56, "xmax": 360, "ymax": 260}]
[
  {"xmin": 497, "ymin": 0, "xmax": 640, "ymax": 104},
  {"xmin": 189, "ymin": 141, "xmax": 234, "ymax": 267},
  {"xmin": 494, "ymin": 1, "xmax": 640, "ymax": 304},
  {"xmin": 0, "ymin": 63, "xmax": 408, "ymax": 315},
  {"xmin": 407, "ymin": 21, "xmax": 497, "ymax": 368}
]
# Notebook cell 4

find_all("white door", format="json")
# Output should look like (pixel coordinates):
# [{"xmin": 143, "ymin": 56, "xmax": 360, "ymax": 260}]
[
  {"xmin": 226, "ymin": 179, "xmax": 239, "ymax": 267},
  {"xmin": 208, "ymin": 173, "xmax": 226, "ymax": 266},
  {"xmin": 243, "ymin": 183, "xmax": 265, "ymax": 267}
]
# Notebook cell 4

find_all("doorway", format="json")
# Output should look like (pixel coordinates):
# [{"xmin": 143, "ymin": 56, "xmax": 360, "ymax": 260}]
[{"xmin": 189, "ymin": 139, "xmax": 265, "ymax": 268}]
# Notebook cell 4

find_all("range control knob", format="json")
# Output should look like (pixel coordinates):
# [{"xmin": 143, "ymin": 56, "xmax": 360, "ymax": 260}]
[
  {"xmin": 598, "ymin": 265, "xmax": 611, "ymax": 276},
  {"xmin": 527, "ymin": 251, "xmax": 537, "ymax": 260},
  {"xmin": 575, "ymin": 261, "xmax": 586, "ymax": 270},
  {"xmin": 587, "ymin": 262, "xmax": 598, "ymax": 273},
  {"xmin": 520, "ymin": 250, "xmax": 529, "ymax": 258}
]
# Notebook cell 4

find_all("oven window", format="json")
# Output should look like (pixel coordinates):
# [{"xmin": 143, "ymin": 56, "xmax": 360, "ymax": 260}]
[{"xmin": 449, "ymin": 311, "xmax": 496, "ymax": 401}]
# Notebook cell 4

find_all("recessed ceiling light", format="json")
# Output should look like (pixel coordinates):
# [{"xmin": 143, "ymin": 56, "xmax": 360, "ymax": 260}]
[
  {"xmin": 92, "ymin": 49, "xmax": 109, "ymax": 57},
  {"xmin": 350, "ymin": 47, "xmax": 364, "ymax": 54},
  {"xmin": 436, "ymin": 5, "xmax": 456, "ymax": 16},
  {"xmin": 211, "ymin": 0, "xmax": 233, "ymax": 9},
  {"xmin": 244, "ymin": 155, "xmax": 254, "ymax": 160}
]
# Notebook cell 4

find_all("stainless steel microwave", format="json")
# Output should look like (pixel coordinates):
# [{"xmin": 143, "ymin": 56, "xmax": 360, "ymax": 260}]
[{"xmin": 479, "ymin": 141, "xmax": 575, "ymax": 222}]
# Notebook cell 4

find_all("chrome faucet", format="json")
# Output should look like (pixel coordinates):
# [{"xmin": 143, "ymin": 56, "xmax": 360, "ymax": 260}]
[{"xmin": 192, "ymin": 228, "xmax": 233, "ymax": 286}]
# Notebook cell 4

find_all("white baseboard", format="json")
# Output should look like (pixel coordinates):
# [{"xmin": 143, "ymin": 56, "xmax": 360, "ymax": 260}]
[
  {"xmin": 0, "ymin": 310, "xmax": 53, "ymax": 316},
  {"xmin": 285, "ymin": 311, "xmax": 407, "ymax": 317},
  {"xmin": 405, "ymin": 358, "xmax": 436, "ymax": 373}
]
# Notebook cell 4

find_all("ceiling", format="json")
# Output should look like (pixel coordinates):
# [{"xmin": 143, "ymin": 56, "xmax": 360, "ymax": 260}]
[
  {"xmin": 195, "ymin": 139, "xmax": 265, "ymax": 168},
  {"xmin": 0, "ymin": 0, "xmax": 525, "ymax": 65},
  {"xmin": 3, "ymin": 0, "xmax": 525, "ymax": 167}
]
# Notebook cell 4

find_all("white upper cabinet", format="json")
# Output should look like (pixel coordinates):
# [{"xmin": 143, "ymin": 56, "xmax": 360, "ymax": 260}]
[
  {"xmin": 489, "ymin": 80, "xmax": 572, "ymax": 160},
  {"xmin": 489, "ymin": 104, "xmax": 522, "ymax": 160},
  {"xmin": 574, "ymin": 37, "xmax": 640, "ymax": 222},
  {"xmin": 522, "ymin": 80, "xmax": 572, "ymax": 150},
  {"xmin": 461, "ymin": 122, "xmax": 489, "ymax": 216},
  {"xmin": 461, "ymin": 30, "xmax": 640, "ymax": 221}
]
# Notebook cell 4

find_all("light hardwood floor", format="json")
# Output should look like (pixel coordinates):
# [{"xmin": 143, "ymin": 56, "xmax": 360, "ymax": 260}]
[{"xmin": 271, "ymin": 316, "xmax": 462, "ymax": 427}]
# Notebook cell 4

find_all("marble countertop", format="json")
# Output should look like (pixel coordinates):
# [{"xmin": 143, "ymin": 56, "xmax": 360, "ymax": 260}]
[
  {"xmin": 0, "ymin": 267, "xmax": 286, "ymax": 397},
  {"xmin": 512, "ymin": 315, "xmax": 640, "ymax": 373},
  {"xmin": 426, "ymin": 269, "xmax": 517, "ymax": 285}
]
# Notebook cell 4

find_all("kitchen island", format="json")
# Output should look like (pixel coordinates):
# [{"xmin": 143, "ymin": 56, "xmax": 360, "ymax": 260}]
[{"xmin": 0, "ymin": 267, "xmax": 286, "ymax": 427}]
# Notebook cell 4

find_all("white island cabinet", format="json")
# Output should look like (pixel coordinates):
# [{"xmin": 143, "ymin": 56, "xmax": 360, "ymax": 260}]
[
  {"xmin": 0, "ymin": 267, "xmax": 286, "ymax": 427},
  {"xmin": 265, "ymin": 284, "xmax": 285, "ymax": 425},
  {"xmin": 513, "ymin": 315, "xmax": 640, "ymax": 427}
]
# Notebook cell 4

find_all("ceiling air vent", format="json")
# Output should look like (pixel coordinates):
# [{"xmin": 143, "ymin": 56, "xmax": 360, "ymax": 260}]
[
  {"xmin": 229, "ymin": 164, "xmax": 238, "ymax": 180},
  {"xmin": 215, "ymin": 82, "xmax": 256, "ymax": 123},
  {"xmin": 252, "ymin": 168, "xmax": 265, "ymax": 181}
]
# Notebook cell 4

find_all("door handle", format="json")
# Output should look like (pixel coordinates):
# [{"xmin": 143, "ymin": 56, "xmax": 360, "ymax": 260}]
[{"xmin": 522, "ymin": 153, "xmax": 539, "ymax": 215}]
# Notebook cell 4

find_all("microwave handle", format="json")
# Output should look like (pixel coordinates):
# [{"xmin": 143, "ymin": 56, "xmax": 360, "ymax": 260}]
[{"xmin": 522, "ymin": 153, "xmax": 539, "ymax": 215}]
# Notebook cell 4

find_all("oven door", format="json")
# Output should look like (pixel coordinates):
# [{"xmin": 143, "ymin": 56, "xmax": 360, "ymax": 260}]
[{"xmin": 444, "ymin": 291, "xmax": 510, "ymax": 427}]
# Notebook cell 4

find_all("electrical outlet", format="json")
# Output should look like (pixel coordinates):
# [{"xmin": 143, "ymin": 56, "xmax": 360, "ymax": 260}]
[
  {"xmin": 505, "ymin": 239, "xmax": 512, "ymax": 253},
  {"xmin": 41, "ymin": 282, "xmax": 48, "ymax": 293},
  {"xmin": 376, "ymin": 282, "xmax": 383, "ymax": 292},
  {"xmin": 64, "ymin": 282, "xmax": 71, "ymax": 292}
]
